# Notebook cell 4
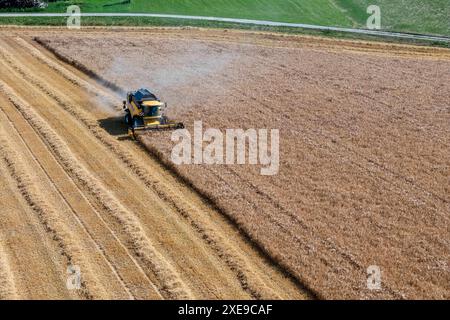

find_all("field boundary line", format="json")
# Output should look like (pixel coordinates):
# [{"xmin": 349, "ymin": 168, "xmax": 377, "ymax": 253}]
[{"xmin": 0, "ymin": 12, "xmax": 448, "ymax": 43}]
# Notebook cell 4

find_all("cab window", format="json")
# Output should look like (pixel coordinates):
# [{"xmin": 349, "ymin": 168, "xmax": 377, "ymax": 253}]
[{"xmin": 143, "ymin": 106, "xmax": 160, "ymax": 117}]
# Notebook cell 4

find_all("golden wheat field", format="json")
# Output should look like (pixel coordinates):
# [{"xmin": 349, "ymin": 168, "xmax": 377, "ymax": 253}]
[{"xmin": 0, "ymin": 26, "xmax": 449, "ymax": 299}]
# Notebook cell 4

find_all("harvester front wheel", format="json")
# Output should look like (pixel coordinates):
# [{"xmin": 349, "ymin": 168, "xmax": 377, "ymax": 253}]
[
  {"xmin": 125, "ymin": 113, "xmax": 131, "ymax": 126},
  {"xmin": 133, "ymin": 117, "xmax": 144, "ymax": 128}
]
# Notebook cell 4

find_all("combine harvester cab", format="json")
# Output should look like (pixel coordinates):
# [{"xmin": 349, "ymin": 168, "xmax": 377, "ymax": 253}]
[{"xmin": 123, "ymin": 88, "xmax": 184, "ymax": 138}]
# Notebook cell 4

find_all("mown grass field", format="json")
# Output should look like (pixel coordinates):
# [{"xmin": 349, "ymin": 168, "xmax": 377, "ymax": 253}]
[
  {"xmin": 0, "ymin": 0, "xmax": 448, "ymax": 36},
  {"xmin": 42, "ymin": 0, "xmax": 353, "ymax": 26}
]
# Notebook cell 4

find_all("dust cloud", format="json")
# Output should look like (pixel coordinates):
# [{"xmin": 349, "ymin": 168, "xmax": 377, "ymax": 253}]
[{"xmin": 97, "ymin": 40, "xmax": 241, "ymax": 113}]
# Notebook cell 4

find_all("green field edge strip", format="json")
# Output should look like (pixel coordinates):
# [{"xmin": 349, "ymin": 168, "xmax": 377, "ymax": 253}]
[{"xmin": 0, "ymin": 13, "xmax": 449, "ymax": 45}]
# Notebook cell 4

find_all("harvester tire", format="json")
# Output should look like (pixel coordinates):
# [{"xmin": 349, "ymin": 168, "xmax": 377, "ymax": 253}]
[
  {"xmin": 133, "ymin": 117, "xmax": 144, "ymax": 128},
  {"xmin": 125, "ymin": 113, "xmax": 131, "ymax": 126}
]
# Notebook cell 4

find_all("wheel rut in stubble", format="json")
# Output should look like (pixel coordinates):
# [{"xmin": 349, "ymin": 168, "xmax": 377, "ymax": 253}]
[
  {"xmin": 0, "ymin": 43, "xmax": 194, "ymax": 299},
  {"xmin": 0, "ymin": 84, "xmax": 156, "ymax": 299},
  {"xmin": 0, "ymin": 73, "xmax": 182, "ymax": 299},
  {"xmin": 0, "ymin": 45, "xmax": 193, "ymax": 299},
  {"xmin": 15, "ymin": 36, "xmax": 313, "ymax": 299},
  {"xmin": 0, "ymin": 236, "xmax": 17, "ymax": 299},
  {"xmin": 0, "ymin": 104, "xmax": 93, "ymax": 300}
]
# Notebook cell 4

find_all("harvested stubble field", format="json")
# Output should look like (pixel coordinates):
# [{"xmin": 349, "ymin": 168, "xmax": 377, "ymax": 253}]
[{"xmin": 1, "ymin": 26, "xmax": 450, "ymax": 300}]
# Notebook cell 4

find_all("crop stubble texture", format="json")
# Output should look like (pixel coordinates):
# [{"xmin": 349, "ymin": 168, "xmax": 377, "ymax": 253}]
[
  {"xmin": 19, "ymin": 29, "xmax": 450, "ymax": 299},
  {"xmin": 0, "ymin": 30, "xmax": 309, "ymax": 300}
]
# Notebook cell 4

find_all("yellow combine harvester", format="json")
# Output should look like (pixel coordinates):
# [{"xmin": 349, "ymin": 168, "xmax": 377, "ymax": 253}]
[{"xmin": 123, "ymin": 88, "xmax": 184, "ymax": 138}]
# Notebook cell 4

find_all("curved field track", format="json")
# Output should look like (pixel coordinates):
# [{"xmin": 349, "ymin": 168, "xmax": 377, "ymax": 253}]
[{"xmin": 0, "ymin": 33, "xmax": 310, "ymax": 300}]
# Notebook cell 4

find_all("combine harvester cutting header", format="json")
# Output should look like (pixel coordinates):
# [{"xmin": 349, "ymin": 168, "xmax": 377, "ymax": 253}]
[{"xmin": 123, "ymin": 88, "xmax": 184, "ymax": 138}]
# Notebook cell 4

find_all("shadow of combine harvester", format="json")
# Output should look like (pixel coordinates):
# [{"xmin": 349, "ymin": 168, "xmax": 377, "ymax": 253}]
[{"xmin": 98, "ymin": 116, "xmax": 131, "ymax": 141}]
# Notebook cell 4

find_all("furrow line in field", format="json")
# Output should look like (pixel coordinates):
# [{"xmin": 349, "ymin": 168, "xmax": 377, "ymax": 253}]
[
  {"xmin": 0, "ymin": 78, "xmax": 185, "ymax": 299},
  {"xmin": 158, "ymin": 153, "xmax": 401, "ymax": 299},
  {"xmin": 231, "ymin": 78, "xmax": 450, "ymax": 207},
  {"xmin": 0, "ymin": 81, "xmax": 139, "ymax": 300},
  {"xmin": 0, "ymin": 45, "xmax": 193, "ymax": 299},
  {"xmin": 0, "ymin": 104, "xmax": 94, "ymax": 299},
  {"xmin": 224, "ymin": 164, "xmax": 407, "ymax": 298},
  {"xmin": 0, "ymin": 238, "xmax": 17, "ymax": 300}
]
